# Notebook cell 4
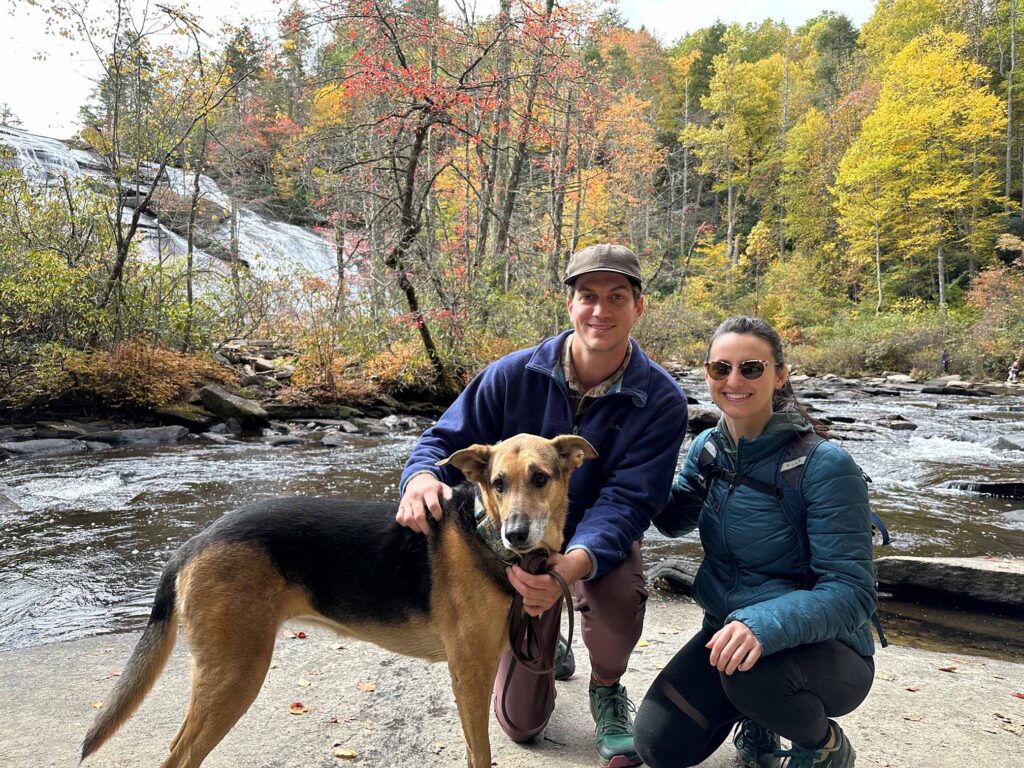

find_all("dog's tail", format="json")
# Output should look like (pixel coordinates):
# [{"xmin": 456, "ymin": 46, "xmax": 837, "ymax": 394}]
[{"xmin": 81, "ymin": 564, "xmax": 180, "ymax": 761}]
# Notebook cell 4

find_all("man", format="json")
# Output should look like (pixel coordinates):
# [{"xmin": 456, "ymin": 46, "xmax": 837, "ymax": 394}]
[{"xmin": 397, "ymin": 243, "xmax": 688, "ymax": 768}]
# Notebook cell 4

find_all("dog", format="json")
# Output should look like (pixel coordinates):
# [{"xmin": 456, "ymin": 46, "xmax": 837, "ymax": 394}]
[{"xmin": 81, "ymin": 433, "xmax": 597, "ymax": 768}]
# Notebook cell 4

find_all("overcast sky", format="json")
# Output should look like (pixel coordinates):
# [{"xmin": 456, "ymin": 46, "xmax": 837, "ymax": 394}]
[{"xmin": 1, "ymin": 0, "xmax": 876, "ymax": 138}]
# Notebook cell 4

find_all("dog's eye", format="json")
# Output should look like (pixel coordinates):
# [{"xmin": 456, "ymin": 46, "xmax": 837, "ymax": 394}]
[
  {"xmin": 492, "ymin": 477, "xmax": 506, "ymax": 493},
  {"xmin": 531, "ymin": 472, "xmax": 549, "ymax": 488}
]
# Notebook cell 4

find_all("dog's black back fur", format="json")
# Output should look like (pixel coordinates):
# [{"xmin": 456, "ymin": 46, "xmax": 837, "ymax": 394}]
[{"xmin": 161, "ymin": 484, "xmax": 511, "ymax": 625}]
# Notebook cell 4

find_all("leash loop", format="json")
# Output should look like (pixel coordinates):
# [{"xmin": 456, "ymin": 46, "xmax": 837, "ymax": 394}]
[{"xmin": 506, "ymin": 551, "xmax": 575, "ymax": 674}]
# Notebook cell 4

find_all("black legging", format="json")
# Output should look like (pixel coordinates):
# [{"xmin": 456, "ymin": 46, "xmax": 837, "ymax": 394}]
[{"xmin": 634, "ymin": 622, "xmax": 874, "ymax": 768}]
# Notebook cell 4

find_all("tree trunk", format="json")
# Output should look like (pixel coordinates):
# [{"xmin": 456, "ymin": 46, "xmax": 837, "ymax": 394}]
[
  {"xmin": 874, "ymin": 222, "xmax": 883, "ymax": 313},
  {"xmin": 937, "ymin": 239, "xmax": 948, "ymax": 322},
  {"xmin": 492, "ymin": 0, "xmax": 555, "ymax": 283}
]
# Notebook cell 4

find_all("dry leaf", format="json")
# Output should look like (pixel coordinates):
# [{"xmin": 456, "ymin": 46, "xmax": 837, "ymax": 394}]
[
  {"xmin": 333, "ymin": 747, "xmax": 358, "ymax": 760},
  {"xmin": 283, "ymin": 629, "xmax": 308, "ymax": 639},
  {"xmin": 298, "ymin": 678, "xmax": 311, "ymax": 687},
  {"xmin": 356, "ymin": 681, "xmax": 376, "ymax": 693},
  {"xmin": 903, "ymin": 714, "xmax": 922, "ymax": 722},
  {"xmin": 269, "ymin": 662, "xmax": 278, "ymax": 669},
  {"xmin": 90, "ymin": 700, "xmax": 104, "ymax": 709},
  {"xmin": 906, "ymin": 685, "xmax": 921, "ymax": 692},
  {"xmin": 877, "ymin": 672, "xmax": 896, "ymax": 682},
  {"xmin": 289, "ymin": 702, "xmax": 309, "ymax": 715},
  {"xmin": 1012, "ymin": 692, "xmax": 1024, "ymax": 700},
  {"xmin": 333, "ymin": 643, "xmax": 346, "ymax": 651},
  {"xmin": 433, "ymin": 742, "xmax": 447, "ymax": 755},
  {"xmin": 637, "ymin": 640, "xmax": 649, "ymax": 648},
  {"xmin": 938, "ymin": 666, "xmax": 957, "ymax": 673}
]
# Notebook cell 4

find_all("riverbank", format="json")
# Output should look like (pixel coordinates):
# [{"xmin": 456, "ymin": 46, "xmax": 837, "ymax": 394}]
[{"xmin": 1, "ymin": 593, "xmax": 1020, "ymax": 768}]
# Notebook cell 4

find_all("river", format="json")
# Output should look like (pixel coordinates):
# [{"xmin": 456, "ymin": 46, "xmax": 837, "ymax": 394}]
[{"xmin": 2, "ymin": 373, "xmax": 1023, "ymax": 656}]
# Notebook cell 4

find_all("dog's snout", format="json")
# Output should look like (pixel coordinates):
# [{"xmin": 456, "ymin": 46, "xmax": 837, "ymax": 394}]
[{"xmin": 503, "ymin": 514, "xmax": 531, "ymax": 548}]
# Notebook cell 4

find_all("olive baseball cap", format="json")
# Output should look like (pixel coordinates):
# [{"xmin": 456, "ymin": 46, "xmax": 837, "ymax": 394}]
[{"xmin": 563, "ymin": 243, "xmax": 642, "ymax": 289}]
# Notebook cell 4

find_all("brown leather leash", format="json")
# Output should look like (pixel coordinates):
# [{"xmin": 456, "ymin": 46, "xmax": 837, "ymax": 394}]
[{"xmin": 505, "ymin": 550, "xmax": 575, "ymax": 674}]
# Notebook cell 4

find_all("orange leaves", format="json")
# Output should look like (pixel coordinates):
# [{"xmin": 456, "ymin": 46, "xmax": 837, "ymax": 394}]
[{"xmin": 289, "ymin": 702, "xmax": 309, "ymax": 715}]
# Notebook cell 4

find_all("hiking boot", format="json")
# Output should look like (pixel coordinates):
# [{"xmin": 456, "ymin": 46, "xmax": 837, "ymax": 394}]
[
  {"xmin": 776, "ymin": 721, "xmax": 856, "ymax": 768},
  {"xmin": 589, "ymin": 682, "xmax": 641, "ymax": 768},
  {"xmin": 554, "ymin": 635, "xmax": 575, "ymax": 681},
  {"xmin": 733, "ymin": 717, "xmax": 782, "ymax": 768}
]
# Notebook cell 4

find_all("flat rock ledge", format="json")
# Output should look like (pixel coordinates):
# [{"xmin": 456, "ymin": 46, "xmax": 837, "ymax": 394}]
[
  {"xmin": 876, "ymin": 556, "xmax": 1024, "ymax": 611},
  {"xmin": 650, "ymin": 555, "xmax": 1024, "ymax": 613}
]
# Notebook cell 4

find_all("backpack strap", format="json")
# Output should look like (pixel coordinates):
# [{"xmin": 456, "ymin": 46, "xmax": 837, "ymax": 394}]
[
  {"xmin": 776, "ymin": 431, "xmax": 889, "ymax": 647},
  {"xmin": 697, "ymin": 434, "xmax": 778, "ymax": 497}
]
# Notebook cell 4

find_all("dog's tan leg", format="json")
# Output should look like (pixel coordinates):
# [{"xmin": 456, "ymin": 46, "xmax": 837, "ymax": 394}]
[
  {"xmin": 160, "ymin": 544, "xmax": 304, "ymax": 768},
  {"xmin": 445, "ymin": 627, "xmax": 504, "ymax": 768}
]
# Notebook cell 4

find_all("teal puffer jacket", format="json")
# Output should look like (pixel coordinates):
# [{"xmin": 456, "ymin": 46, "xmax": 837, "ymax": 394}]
[{"xmin": 662, "ymin": 416, "xmax": 877, "ymax": 657}]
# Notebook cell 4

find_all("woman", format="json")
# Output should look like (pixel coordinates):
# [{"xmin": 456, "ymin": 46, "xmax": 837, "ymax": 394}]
[{"xmin": 634, "ymin": 317, "xmax": 877, "ymax": 768}]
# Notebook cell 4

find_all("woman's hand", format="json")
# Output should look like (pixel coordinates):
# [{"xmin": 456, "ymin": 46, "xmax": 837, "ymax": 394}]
[{"xmin": 706, "ymin": 621, "xmax": 762, "ymax": 675}]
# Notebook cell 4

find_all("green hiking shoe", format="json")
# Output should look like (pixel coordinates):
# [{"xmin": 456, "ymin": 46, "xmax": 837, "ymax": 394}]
[
  {"xmin": 777, "ymin": 721, "xmax": 856, "ymax": 768},
  {"xmin": 589, "ymin": 682, "xmax": 641, "ymax": 768},
  {"xmin": 733, "ymin": 717, "xmax": 782, "ymax": 768},
  {"xmin": 554, "ymin": 635, "xmax": 575, "ymax": 681}
]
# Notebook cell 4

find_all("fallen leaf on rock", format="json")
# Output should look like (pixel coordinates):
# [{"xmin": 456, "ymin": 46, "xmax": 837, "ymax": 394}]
[
  {"xmin": 298, "ymin": 678, "xmax": 311, "ymax": 688},
  {"xmin": 433, "ymin": 742, "xmax": 447, "ymax": 755},
  {"xmin": 906, "ymin": 685, "xmax": 921, "ymax": 692},
  {"xmin": 637, "ymin": 640, "xmax": 649, "ymax": 648},
  {"xmin": 289, "ymin": 702, "xmax": 309, "ymax": 715},
  {"xmin": 333, "ymin": 747, "xmax": 358, "ymax": 760},
  {"xmin": 333, "ymin": 643, "xmax": 346, "ymax": 650},
  {"xmin": 90, "ymin": 700, "xmax": 104, "ymax": 709},
  {"xmin": 938, "ymin": 666, "xmax": 957, "ymax": 673},
  {"xmin": 283, "ymin": 629, "xmax": 308, "ymax": 639},
  {"xmin": 876, "ymin": 672, "xmax": 896, "ymax": 682},
  {"xmin": 1012, "ymin": 692, "xmax": 1024, "ymax": 700},
  {"xmin": 903, "ymin": 714, "xmax": 922, "ymax": 722},
  {"xmin": 356, "ymin": 681, "xmax": 376, "ymax": 693},
  {"xmin": 269, "ymin": 662, "xmax": 278, "ymax": 669}
]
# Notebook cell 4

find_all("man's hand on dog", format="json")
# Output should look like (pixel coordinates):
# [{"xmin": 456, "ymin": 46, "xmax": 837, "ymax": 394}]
[
  {"xmin": 506, "ymin": 550, "xmax": 592, "ymax": 616},
  {"xmin": 396, "ymin": 473, "xmax": 453, "ymax": 534}
]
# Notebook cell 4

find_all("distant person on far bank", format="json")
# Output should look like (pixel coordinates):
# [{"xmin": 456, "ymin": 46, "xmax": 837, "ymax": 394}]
[
  {"xmin": 634, "ymin": 316, "xmax": 878, "ymax": 768},
  {"xmin": 1009, "ymin": 358, "xmax": 1020, "ymax": 384},
  {"xmin": 396, "ymin": 243, "xmax": 688, "ymax": 768}
]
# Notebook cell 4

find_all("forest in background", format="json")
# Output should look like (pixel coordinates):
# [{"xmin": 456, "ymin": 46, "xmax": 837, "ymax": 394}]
[{"xmin": 3, "ymin": 0, "xmax": 1024, "ymax": 412}]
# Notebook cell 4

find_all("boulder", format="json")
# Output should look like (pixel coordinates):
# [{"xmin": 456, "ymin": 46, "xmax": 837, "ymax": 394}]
[
  {"xmin": 687, "ymin": 406, "xmax": 720, "ymax": 433},
  {"xmin": 262, "ymin": 404, "xmax": 364, "ymax": 421},
  {"xmin": 33, "ymin": 422, "xmax": 88, "ymax": 439},
  {"xmin": 320, "ymin": 433, "xmax": 347, "ymax": 448},
  {"xmin": 154, "ymin": 403, "xmax": 218, "ymax": 431},
  {"xmin": 875, "ymin": 556, "xmax": 1024, "ymax": 610},
  {"xmin": 267, "ymin": 435, "xmax": 304, "ymax": 447},
  {"xmin": 199, "ymin": 384, "xmax": 269, "ymax": 427},
  {"xmin": 878, "ymin": 416, "xmax": 918, "ymax": 431},
  {"xmin": 351, "ymin": 418, "xmax": 390, "ymax": 436},
  {"xmin": 885, "ymin": 374, "xmax": 917, "ymax": 384},
  {"xmin": 989, "ymin": 437, "xmax": 1024, "ymax": 451},
  {"xmin": 79, "ymin": 426, "xmax": 189, "ymax": 445},
  {"xmin": 200, "ymin": 432, "xmax": 235, "ymax": 445},
  {"xmin": 0, "ymin": 438, "xmax": 89, "ymax": 458},
  {"xmin": 647, "ymin": 557, "xmax": 700, "ymax": 596}
]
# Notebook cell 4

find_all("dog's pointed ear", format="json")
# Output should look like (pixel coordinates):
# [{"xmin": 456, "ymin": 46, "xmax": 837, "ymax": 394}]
[
  {"xmin": 437, "ymin": 444, "xmax": 491, "ymax": 483},
  {"xmin": 552, "ymin": 435, "xmax": 598, "ymax": 472}
]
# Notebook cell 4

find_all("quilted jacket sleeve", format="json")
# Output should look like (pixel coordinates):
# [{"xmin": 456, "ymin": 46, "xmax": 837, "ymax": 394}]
[
  {"xmin": 726, "ymin": 442, "xmax": 877, "ymax": 656},
  {"xmin": 651, "ymin": 430, "xmax": 710, "ymax": 537}
]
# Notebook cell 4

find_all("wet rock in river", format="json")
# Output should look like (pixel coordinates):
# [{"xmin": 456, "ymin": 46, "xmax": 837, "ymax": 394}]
[
  {"xmin": 154, "ymin": 403, "xmax": 218, "ymax": 431},
  {"xmin": 33, "ymin": 421, "xmax": 88, "ymax": 439},
  {"xmin": 878, "ymin": 415, "xmax": 918, "ymax": 431},
  {"xmin": 320, "ymin": 432, "xmax": 347, "ymax": 448},
  {"xmin": 875, "ymin": 556, "xmax": 1024, "ymax": 610},
  {"xmin": 80, "ymin": 426, "xmax": 190, "ymax": 444},
  {"xmin": 267, "ymin": 434, "xmax": 304, "ymax": 447},
  {"xmin": 0, "ymin": 438, "xmax": 89, "ymax": 457},
  {"xmin": 943, "ymin": 481, "xmax": 1024, "ymax": 499},
  {"xmin": 989, "ymin": 437, "xmax": 1024, "ymax": 451},
  {"xmin": 351, "ymin": 418, "xmax": 390, "ymax": 436}
]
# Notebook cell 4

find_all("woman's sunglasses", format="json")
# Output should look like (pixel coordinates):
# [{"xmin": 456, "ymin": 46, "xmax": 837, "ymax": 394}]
[{"xmin": 703, "ymin": 359, "xmax": 777, "ymax": 381}]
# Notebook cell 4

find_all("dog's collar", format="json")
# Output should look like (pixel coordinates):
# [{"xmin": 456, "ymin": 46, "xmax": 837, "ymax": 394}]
[{"xmin": 474, "ymin": 492, "xmax": 520, "ymax": 564}]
